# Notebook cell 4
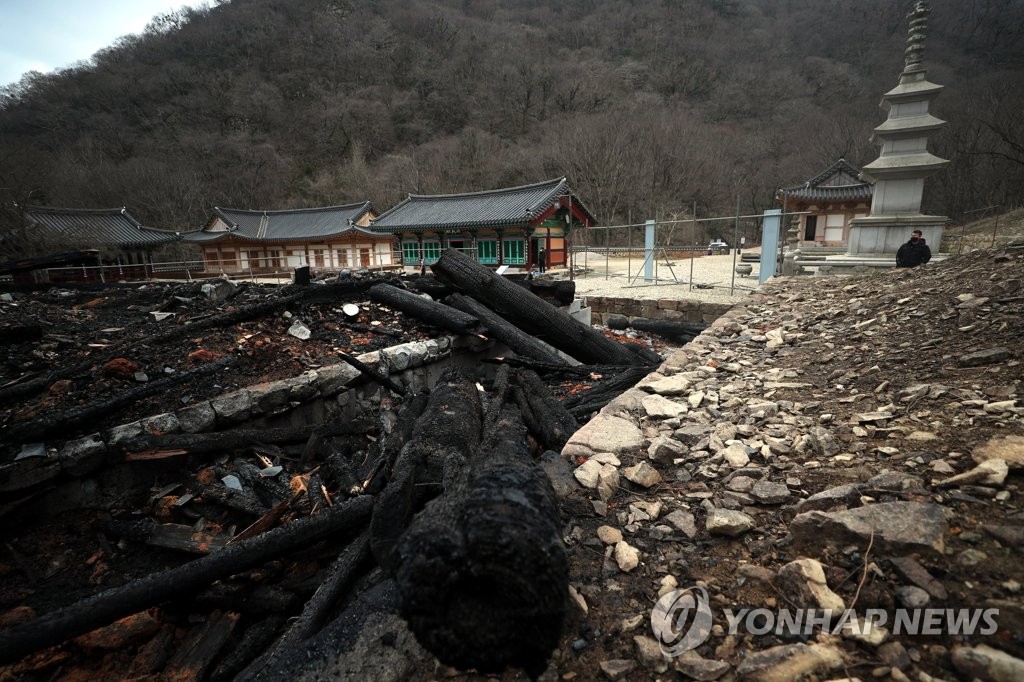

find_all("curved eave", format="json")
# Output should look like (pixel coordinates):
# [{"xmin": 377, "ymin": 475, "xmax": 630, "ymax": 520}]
[
  {"xmin": 778, "ymin": 187, "xmax": 874, "ymax": 203},
  {"xmin": 861, "ymin": 153, "xmax": 950, "ymax": 180},
  {"xmin": 371, "ymin": 220, "xmax": 528, "ymax": 234},
  {"xmin": 871, "ymin": 114, "xmax": 946, "ymax": 141},
  {"xmin": 185, "ymin": 230, "xmax": 390, "ymax": 244},
  {"xmin": 882, "ymin": 79, "xmax": 944, "ymax": 103}
]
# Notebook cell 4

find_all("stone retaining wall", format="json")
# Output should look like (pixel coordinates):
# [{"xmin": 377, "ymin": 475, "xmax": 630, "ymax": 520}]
[{"xmin": 585, "ymin": 295, "xmax": 734, "ymax": 326}]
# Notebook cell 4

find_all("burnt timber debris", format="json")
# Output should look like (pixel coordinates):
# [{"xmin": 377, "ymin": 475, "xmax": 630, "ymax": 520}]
[{"xmin": 0, "ymin": 266, "xmax": 684, "ymax": 679}]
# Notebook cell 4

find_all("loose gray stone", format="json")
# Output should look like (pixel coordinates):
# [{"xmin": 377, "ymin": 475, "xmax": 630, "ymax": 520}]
[
  {"xmin": 623, "ymin": 461, "xmax": 663, "ymax": 488},
  {"xmin": 664, "ymin": 510, "xmax": 698, "ymax": 539},
  {"xmin": 598, "ymin": 464, "xmax": 620, "ymax": 502},
  {"xmin": 775, "ymin": 558, "xmax": 845, "ymax": 612},
  {"xmin": 726, "ymin": 475, "xmax": 756, "ymax": 493},
  {"xmin": 720, "ymin": 443, "xmax": 751, "ymax": 468},
  {"xmin": 633, "ymin": 635, "xmax": 668, "ymax": 673},
  {"xmin": 958, "ymin": 347, "xmax": 1012, "ymax": 367},
  {"xmin": 937, "ymin": 459, "xmax": 1009, "ymax": 488},
  {"xmin": 895, "ymin": 585, "xmax": 931, "ymax": 609},
  {"xmin": 674, "ymin": 424, "xmax": 713, "ymax": 445},
  {"xmin": 807, "ymin": 426, "xmax": 842, "ymax": 457},
  {"xmin": 648, "ymin": 436, "xmax": 687, "ymax": 465},
  {"xmin": 795, "ymin": 484, "xmax": 862, "ymax": 513},
  {"xmin": 889, "ymin": 556, "xmax": 948, "ymax": 600},
  {"xmin": 645, "ymin": 374, "xmax": 692, "ymax": 396},
  {"xmin": 984, "ymin": 524, "xmax": 1024, "ymax": 546},
  {"xmin": 705, "ymin": 509, "xmax": 755, "ymax": 537},
  {"xmin": 973, "ymin": 435, "xmax": 1024, "ymax": 469},
  {"xmin": 674, "ymin": 652, "xmax": 730, "ymax": 681},
  {"xmin": 614, "ymin": 541, "xmax": 640, "ymax": 572},
  {"xmin": 599, "ymin": 659, "xmax": 636, "ymax": 680},
  {"xmin": 951, "ymin": 644, "xmax": 1024, "ymax": 682},
  {"xmin": 563, "ymin": 415, "xmax": 644, "ymax": 458},
  {"xmin": 864, "ymin": 471, "xmax": 922, "ymax": 492},
  {"xmin": 750, "ymin": 480, "xmax": 789, "ymax": 505},
  {"xmin": 642, "ymin": 394, "xmax": 689, "ymax": 419},
  {"xmin": 574, "ymin": 460, "xmax": 602, "ymax": 489},
  {"xmin": 790, "ymin": 502, "xmax": 947, "ymax": 554},
  {"xmin": 734, "ymin": 643, "xmax": 844, "ymax": 682},
  {"xmin": 288, "ymin": 319, "xmax": 312, "ymax": 340}
]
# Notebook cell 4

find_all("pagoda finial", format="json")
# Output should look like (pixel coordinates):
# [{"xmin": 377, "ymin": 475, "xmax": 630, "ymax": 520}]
[{"xmin": 904, "ymin": 1, "xmax": 930, "ymax": 73}]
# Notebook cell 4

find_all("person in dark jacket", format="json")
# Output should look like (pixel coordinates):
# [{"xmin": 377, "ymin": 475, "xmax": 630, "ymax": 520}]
[{"xmin": 896, "ymin": 230, "xmax": 931, "ymax": 268}]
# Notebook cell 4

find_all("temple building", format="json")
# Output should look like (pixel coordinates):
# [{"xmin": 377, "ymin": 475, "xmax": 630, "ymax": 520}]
[
  {"xmin": 369, "ymin": 177, "xmax": 596, "ymax": 272},
  {"xmin": 776, "ymin": 158, "xmax": 873, "ymax": 247}
]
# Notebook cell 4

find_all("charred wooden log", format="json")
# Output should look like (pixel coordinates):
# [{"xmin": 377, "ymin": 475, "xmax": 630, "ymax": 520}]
[
  {"xmin": 561, "ymin": 365, "xmax": 652, "ymax": 418},
  {"xmin": 375, "ymin": 393, "xmax": 430, "ymax": 486},
  {"xmin": 482, "ymin": 363, "xmax": 513, "ymax": 443},
  {"xmin": 0, "ymin": 495, "xmax": 373, "ymax": 666},
  {"xmin": 163, "ymin": 609, "xmax": 239, "ymax": 681},
  {"xmin": 235, "ymin": 532, "xmax": 371, "ymax": 681},
  {"xmin": 400, "ymin": 274, "xmax": 455, "ymax": 300},
  {"xmin": 122, "ymin": 421, "xmax": 370, "ymax": 460},
  {"xmin": 622, "ymin": 340, "xmax": 664, "ymax": 365},
  {"xmin": 391, "ymin": 403, "xmax": 569, "ymax": 678},
  {"xmin": 370, "ymin": 369, "xmax": 482, "ymax": 571},
  {"xmin": 508, "ymin": 276, "xmax": 577, "ymax": 306},
  {"xmin": 606, "ymin": 315, "xmax": 707, "ymax": 342},
  {"xmin": 196, "ymin": 485, "xmax": 269, "ymax": 517},
  {"xmin": 209, "ymin": 615, "xmax": 286, "ymax": 682},
  {"xmin": 104, "ymin": 519, "xmax": 230, "ymax": 555},
  {"xmin": 512, "ymin": 369, "xmax": 580, "ymax": 452},
  {"xmin": 446, "ymin": 292, "xmax": 569, "ymax": 366},
  {"xmin": 432, "ymin": 248, "xmax": 641, "ymax": 366},
  {"xmin": 367, "ymin": 283, "xmax": 480, "ymax": 335},
  {"xmin": 0, "ymin": 324, "xmax": 42, "ymax": 345}
]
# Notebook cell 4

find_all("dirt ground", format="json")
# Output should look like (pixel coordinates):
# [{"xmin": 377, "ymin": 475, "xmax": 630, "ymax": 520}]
[{"xmin": 1, "ymin": 237, "xmax": 1023, "ymax": 681}]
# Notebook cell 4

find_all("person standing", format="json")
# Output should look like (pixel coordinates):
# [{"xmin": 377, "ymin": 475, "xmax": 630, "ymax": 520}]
[
  {"xmin": 537, "ymin": 247, "xmax": 546, "ymax": 273},
  {"xmin": 896, "ymin": 230, "xmax": 931, "ymax": 268}
]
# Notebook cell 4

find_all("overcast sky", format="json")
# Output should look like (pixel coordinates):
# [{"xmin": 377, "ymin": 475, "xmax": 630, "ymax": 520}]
[{"xmin": 0, "ymin": 1, "xmax": 198, "ymax": 88}]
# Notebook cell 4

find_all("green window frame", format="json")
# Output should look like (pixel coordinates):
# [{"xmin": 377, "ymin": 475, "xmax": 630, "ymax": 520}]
[
  {"xmin": 401, "ymin": 242, "xmax": 420, "ymax": 264},
  {"xmin": 477, "ymin": 239, "xmax": 497, "ymax": 265},
  {"xmin": 502, "ymin": 239, "xmax": 525, "ymax": 265},
  {"xmin": 422, "ymin": 241, "xmax": 441, "ymax": 263}
]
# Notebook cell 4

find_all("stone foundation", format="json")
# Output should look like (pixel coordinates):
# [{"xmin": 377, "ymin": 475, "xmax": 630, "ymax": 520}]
[{"xmin": 585, "ymin": 296, "xmax": 733, "ymax": 326}]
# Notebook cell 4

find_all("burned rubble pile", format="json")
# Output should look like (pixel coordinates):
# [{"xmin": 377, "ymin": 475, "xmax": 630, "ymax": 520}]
[
  {"xmin": 0, "ymin": 250, "xmax": 682, "ymax": 680},
  {"xmin": 555, "ymin": 240, "xmax": 1024, "ymax": 681}
]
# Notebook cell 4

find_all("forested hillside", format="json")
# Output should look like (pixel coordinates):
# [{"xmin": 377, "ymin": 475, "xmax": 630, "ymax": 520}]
[{"xmin": 1, "ymin": 0, "xmax": 1022, "ymax": 245}]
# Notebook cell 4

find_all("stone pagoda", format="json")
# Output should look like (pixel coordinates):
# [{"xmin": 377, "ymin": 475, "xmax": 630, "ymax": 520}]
[{"xmin": 846, "ymin": 0, "xmax": 949, "ymax": 256}]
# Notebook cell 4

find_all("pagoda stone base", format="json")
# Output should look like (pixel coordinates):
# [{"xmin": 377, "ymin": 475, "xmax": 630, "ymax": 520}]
[{"xmin": 846, "ymin": 215, "xmax": 946, "ymax": 257}]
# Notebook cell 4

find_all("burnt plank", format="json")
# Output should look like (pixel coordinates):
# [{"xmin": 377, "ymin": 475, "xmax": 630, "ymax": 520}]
[
  {"xmin": 446, "ymin": 292, "xmax": 569, "ymax": 366},
  {"xmin": 431, "ymin": 248, "xmax": 641, "ymax": 366},
  {"xmin": 367, "ymin": 283, "xmax": 480, "ymax": 335},
  {"xmin": 511, "ymin": 369, "xmax": 579, "ymax": 452}
]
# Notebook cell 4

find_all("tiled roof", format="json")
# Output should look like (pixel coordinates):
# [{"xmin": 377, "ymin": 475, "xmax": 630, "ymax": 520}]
[
  {"xmin": 25, "ymin": 206, "xmax": 179, "ymax": 247},
  {"xmin": 185, "ymin": 202, "xmax": 378, "ymax": 243},
  {"xmin": 777, "ymin": 158, "xmax": 873, "ymax": 203},
  {"xmin": 370, "ymin": 177, "xmax": 596, "ymax": 233}
]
